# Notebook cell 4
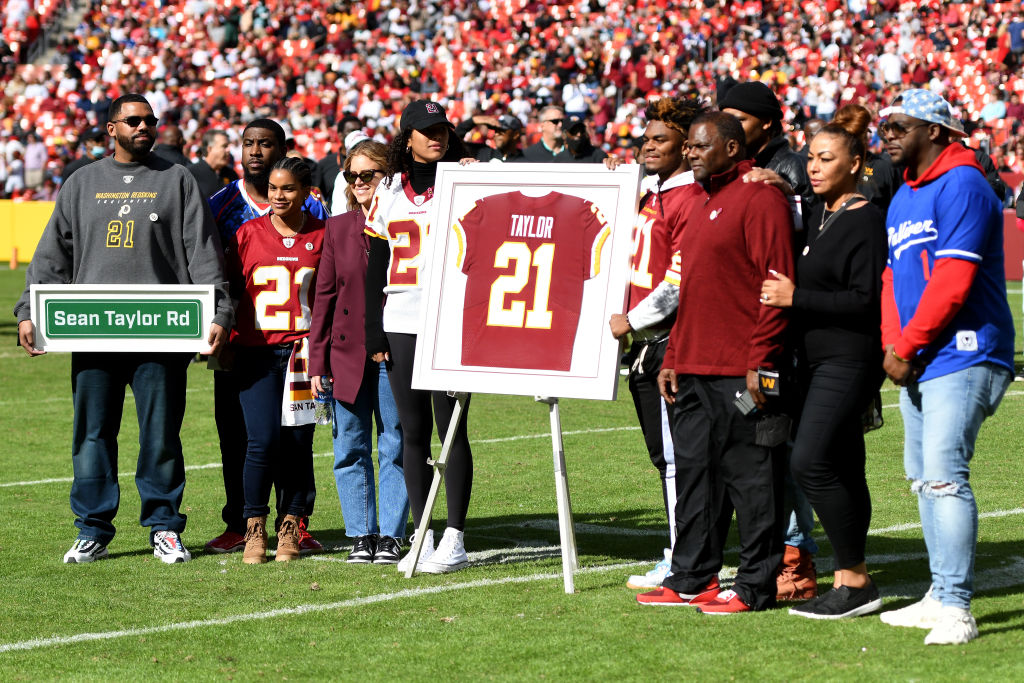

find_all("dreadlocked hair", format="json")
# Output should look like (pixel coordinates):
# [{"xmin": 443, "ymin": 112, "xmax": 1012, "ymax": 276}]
[
  {"xmin": 383, "ymin": 129, "xmax": 467, "ymax": 187},
  {"xmin": 644, "ymin": 95, "xmax": 706, "ymax": 135}
]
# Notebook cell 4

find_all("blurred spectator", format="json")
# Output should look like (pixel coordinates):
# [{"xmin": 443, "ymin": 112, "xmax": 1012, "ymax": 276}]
[
  {"xmin": 315, "ymin": 115, "xmax": 363, "ymax": 213},
  {"xmin": 523, "ymin": 106, "xmax": 566, "ymax": 162},
  {"xmin": 188, "ymin": 129, "xmax": 237, "ymax": 198},
  {"xmin": 477, "ymin": 114, "xmax": 526, "ymax": 163},
  {"xmin": 63, "ymin": 127, "xmax": 109, "ymax": 182},
  {"xmin": 556, "ymin": 115, "xmax": 607, "ymax": 163},
  {"xmin": 152, "ymin": 125, "xmax": 190, "ymax": 167},
  {"xmin": 23, "ymin": 133, "xmax": 48, "ymax": 190}
]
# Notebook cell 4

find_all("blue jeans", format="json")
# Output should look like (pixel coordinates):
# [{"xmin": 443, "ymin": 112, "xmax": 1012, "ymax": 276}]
[
  {"xmin": 235, "ymin": 345, "xmax": 314, "ymax": 520},
  {"xmin": 783, "ymin": 466, "xmax": 819, "ymax": 554},
  {"xmin": 331, "ymin": 361, "xmax": 408, "ymax": 539},
  {"xmin": 70, "ymin": 352, "xmax": 190, "ymax": 545},
  {"xmin": 900, "ymin": 362, "xmax": 1012, "ymax": 608}
]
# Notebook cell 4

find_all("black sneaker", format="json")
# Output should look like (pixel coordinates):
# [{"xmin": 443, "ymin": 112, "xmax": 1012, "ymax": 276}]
[
  {"xmin": 789, "ymin": 581, "xmax": 882, "ymax": 620},
  {"xmin": 373, "ymin": 536, "xmax": 402, "ymax": 565},
  {"xmin": 347, "ymin": 534, "xmax": 378, "ymax": 563}
]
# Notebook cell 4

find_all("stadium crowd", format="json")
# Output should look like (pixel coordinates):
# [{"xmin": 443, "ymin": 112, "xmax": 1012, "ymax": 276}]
[{"xmin": 2, "ymin": 0, "xmax": 1024, "ymax": 199}]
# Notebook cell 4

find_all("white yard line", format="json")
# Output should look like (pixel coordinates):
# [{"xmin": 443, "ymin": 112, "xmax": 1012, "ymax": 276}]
[{"xmin": 0, "ymin": 560, "xmax": 647, "ymax": 654}]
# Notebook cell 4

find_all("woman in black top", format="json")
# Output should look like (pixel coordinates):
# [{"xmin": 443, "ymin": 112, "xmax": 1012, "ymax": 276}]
[{"xmin": 760, "ymin": 110, "xmax": 888, "ymax": 620}]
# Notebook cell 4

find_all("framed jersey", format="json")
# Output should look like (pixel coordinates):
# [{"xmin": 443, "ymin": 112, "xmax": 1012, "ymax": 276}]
[{"xmin": 413, "ymin": 162, "xmax": 640, "ymax": 400}]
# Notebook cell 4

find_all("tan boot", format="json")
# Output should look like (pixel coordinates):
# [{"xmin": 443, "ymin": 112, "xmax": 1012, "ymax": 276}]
[
  {"xmin": 275, "ymin": 514, "xmax": 302, "ymax": 562},
  {"xmin": 776, "ymin": 545, "xmax": 817, "ymax": 600},
  {"xmin": 243, "ymin": 516, "xmax": 268, "ymax": 565}
]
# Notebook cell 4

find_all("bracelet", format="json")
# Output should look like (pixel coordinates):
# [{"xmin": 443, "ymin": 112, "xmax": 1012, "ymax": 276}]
[{"xmin": 891, "ymin": 349, "xmax": 910, "ymax": 363}]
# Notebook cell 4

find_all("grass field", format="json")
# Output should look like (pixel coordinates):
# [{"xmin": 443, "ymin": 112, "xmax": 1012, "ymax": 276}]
[{"xmin": 2, "ymin": 265, "xmax": 1024, "ymax": 681}]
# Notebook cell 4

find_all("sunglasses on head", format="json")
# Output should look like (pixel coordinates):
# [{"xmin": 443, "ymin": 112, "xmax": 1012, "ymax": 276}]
[
  {"xmin": 343, "ymin": 169, "xmax": 384, "ymax": 184},
  {"xmin": 111, "ymin": 115, "xmax": 160, "ymax": 128}
]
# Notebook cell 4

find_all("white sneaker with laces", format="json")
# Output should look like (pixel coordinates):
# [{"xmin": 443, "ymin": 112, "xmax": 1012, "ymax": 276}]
[
  {"xmin": 396, "ymin": 529, "xmax": 435, "ymax": 573},
  {"xmin": 924, "ymin": 606, "xmax": 979, "ymax": 645},
  {"xmin": 627, "ymin": 548, "xmax": 672, "ymax": 589},
  {"xmin": 419, "ymin": 527, "xmax": 469, "ymax": 574},
  {"xmin": 63, "ymin": 538, "xmax": 109, "ymax": 564},
  {"xmin": 152, "ymin": 530, "xmax": 192, "ymax": 564},
  {"xmin": 879, "ymin": 587, "xmax": 943, "ymax": 629}
]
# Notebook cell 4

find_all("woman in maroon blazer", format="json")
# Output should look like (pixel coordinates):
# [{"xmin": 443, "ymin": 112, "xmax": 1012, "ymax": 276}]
[{"xmin": 308, "ymin": 140, "xmax": 408, "ymax": 565}]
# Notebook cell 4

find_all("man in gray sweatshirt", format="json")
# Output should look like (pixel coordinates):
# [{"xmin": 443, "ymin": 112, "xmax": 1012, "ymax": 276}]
[{"xmin": 14, "ymin": 94, "xmax": 234, "ymax": 565}]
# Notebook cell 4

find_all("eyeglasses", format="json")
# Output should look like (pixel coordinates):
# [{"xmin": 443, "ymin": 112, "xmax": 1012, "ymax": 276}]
[
  {"xmin": 879, "ymin": 119, "xmax": 928, "ymax": 139},
  {"xmin": 111, "ymin": 115, "xmax": 159, "ymax": 128},
  {"xmin": 343, "ymin": 169, "xmax": 384, "ymax": 184},
  {"xmin": 542, "ymin": 118, "xmax": 564, "ymax": 126}
]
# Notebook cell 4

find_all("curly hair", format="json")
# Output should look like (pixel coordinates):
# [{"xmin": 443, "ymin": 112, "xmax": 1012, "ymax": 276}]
[
  {"xmin": 644, "ymin": 95, "xmax": 706, "ymax": 136},
  {"xmin": 383, "ymin": 128, "xmax": 466, "ymax": 187}
]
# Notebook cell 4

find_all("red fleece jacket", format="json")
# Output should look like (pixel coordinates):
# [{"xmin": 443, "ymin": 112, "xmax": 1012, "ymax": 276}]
[{"xmin": 664, "ymin": 160, "xmax": 794, "ymax": 375}]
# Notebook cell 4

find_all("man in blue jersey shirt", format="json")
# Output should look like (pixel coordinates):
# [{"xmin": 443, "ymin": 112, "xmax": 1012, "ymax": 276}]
[
  {"xmin": 877, "ymin": 90, "xmax": 1014, "ymax": 646},
  {"xmin": 206, "ymin": 119, "xmax": 329, "ymax": 555}
]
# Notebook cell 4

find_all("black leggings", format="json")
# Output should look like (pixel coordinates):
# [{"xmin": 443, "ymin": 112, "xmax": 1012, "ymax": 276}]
[
  {"xmin": 386, "ymin": 332, "xmax": 473, "ymax": 531},
  {"xmin": 789, "ymin": 360, "xmax": 878, "ymax": 569}
]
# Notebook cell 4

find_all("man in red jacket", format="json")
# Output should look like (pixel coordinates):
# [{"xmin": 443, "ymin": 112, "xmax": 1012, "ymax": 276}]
[{"xmin": 637, "ymin": 111, "xmax": 794, "ymax": 614}]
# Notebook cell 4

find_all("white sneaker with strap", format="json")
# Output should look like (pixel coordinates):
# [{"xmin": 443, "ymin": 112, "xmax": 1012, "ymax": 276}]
[{"xmin": 627, "ymin": 548, "xmax": 672, "ymax": 589}]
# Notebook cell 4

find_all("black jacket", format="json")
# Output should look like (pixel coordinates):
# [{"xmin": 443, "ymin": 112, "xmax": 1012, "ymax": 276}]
[
  {"xmin": 152, "ymin": 144, "xmax": 190, "ymax": 167},
  {"xmin": 522, "ymin": 140, "xmax": 563, "ymax": 162},
  {"xmin": 754, "ymin": 135, "xmax": 817, "ymax": 231},
  {"xmin": 187, "ymin": 159, "xmax": 237, "ymax": 199},
  {"xmin": 554, "ymin": 142, "xmax": 607, "ymax": 163}
]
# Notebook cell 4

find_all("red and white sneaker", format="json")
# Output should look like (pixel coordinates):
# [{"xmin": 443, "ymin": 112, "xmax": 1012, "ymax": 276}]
[
  {"xmin": 298, "ymin": 517, "xmax": 323, "ymax": 555},
  {"xmin": 204, "ymin": 530, "xmax": 245, "ymax": 554},
  {"xmin": 697, "ymin": 589, "xmax": 752, "ymax": 615},
  {"xmin": 636, "ymin": 578, "xmax": 720, "ymax": 606}
]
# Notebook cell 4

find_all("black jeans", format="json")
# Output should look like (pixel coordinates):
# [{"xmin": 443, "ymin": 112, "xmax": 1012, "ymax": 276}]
[
  {"xmin": 386, "ymin": 332, "xmax": 473, "ymax": 531},
  {"xmin": 662, "ymin": 375, "xmax": 784, "ymax": 611},
  {"xmin": 215, "ymin": 367, "xmax": 316, "ymax": 534},
  {"xmin": 789, "ymin": 360, "xmax": 878, "ymax": 569},
  {"xmin": 234, "ymin": 345, "xmax": 314, "ymax": 520}
]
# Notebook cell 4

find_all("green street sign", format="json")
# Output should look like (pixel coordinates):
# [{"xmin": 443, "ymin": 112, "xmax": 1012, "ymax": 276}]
[
  {"xmin": 31, "ymin": 284, "xmax": 216, "ymax": 353},
  {"xmin": 44, "ymin": 299, "xmax": 203, "ymax": 339}
]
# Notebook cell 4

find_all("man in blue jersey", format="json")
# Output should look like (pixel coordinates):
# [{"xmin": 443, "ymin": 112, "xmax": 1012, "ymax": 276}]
[
  {"xmin": 877, "ymin": 90, "xmax": 1014, "ymax": 645},
  {"xmin": 206, "ymin": 119, "xmax": 329, "ymax": 555}
]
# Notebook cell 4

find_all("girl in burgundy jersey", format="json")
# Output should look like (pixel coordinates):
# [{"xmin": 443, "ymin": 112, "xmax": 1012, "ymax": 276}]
[{"xmin": 226, "ymin": 156, "xmax": 326, "ymax": 564}]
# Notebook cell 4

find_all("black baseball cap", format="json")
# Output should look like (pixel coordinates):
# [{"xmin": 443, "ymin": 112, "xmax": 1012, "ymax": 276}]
[
  {"xmin": 564, "ymin": 114, "xmax": 587, "ymax": 133},
  {"xmin": 82, "ymin": 126, "xmax": 105, "ymax": 140},
  {"xmin": 399, "ymin": 100, "xmax": 453, "ymax": 133},
  {"xmin": 495, "ymin": 114, "xmax": 524, "ymax": 131}
]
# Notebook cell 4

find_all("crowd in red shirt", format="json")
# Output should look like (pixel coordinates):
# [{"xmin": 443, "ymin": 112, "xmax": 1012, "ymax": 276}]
[{"xmin": 2, "ymin": 0, "xmax": 1024, "ymax": 199}]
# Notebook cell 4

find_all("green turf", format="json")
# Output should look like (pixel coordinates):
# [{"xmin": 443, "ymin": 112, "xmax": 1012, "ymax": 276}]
[{"xmin": 2, "ymin": 266, "xmax": 1024, "ymax": 681}]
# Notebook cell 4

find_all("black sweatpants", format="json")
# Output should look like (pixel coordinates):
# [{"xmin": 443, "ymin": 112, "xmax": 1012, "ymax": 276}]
[
  {"xmin": 789, "ymin": 360, "xmax": 878, "ymax": 570},
  {"xmin": 626, "ymin": 337, "xmax": 676, "ymax": 537},
  {"xmin": 661, "ymin": 375, "xmax": 784, "ymax": 611},
  {"xmin": 386, "ymin": 332, "xmax": 473, "ymax": 531}
]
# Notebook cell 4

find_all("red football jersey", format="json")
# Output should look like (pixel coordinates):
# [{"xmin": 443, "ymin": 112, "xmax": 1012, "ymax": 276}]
[
  {"xmin": 227, "ymin": 214, "xmax": 325, "ymax": 346},
  {"xmin": 453, "ymin": 191, "xmax": 610, "ymax": 371}
]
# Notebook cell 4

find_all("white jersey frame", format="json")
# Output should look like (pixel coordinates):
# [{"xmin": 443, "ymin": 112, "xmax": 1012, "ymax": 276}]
[{"xmin": 413, "ymin": 162, "xmax": 640, "ymax": 401}]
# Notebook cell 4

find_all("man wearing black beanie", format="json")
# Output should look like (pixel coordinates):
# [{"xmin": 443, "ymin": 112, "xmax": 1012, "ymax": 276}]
[
  {"xmin": 720, "ymin": 81, "xmax": 820, "ymax": 603},
  {"xmin": 719, "ymin": 82, "xmax": 817, "ymax": 233}
]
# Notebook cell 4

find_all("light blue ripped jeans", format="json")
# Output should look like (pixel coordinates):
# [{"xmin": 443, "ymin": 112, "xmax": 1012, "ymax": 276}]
[{"xmin": 899, "ymin": 362, "xmax": 1012, "ymax": 609}]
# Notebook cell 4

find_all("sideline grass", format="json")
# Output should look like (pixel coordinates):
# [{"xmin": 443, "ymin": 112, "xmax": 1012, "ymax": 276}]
[{"xmin": 2, "ymin": 266, "xmax": 1024, "ymax": 681}]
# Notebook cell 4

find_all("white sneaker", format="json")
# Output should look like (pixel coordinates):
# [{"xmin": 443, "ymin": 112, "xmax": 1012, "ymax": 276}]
[
  {"xmin": 152, "ymin": 530, "xmax": 192, "ymax": 564},
  {"xmin": 879, "ymin": 587, "xmax": 944, "ymax": 629},
  {"xmin": 396, "ymin": 529, "xmax": 435, "ymax": 573},
  {"xmin": 924, "ymin": 606, "xmax": 979, "ymax": 645},
  {"xmin": 419, "ymin": 527, "xmax": 469, "ymax": 574},
  {"xmin": 627, "ymin": 548, "xmax": 672, "ymax": 589},
  {"xmin": 63, "ymin": 538, "xmax": 109, "ymax": 564}
]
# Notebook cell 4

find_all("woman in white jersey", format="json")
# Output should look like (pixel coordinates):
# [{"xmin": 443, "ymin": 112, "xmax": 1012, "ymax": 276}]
[{"xmin": 365, "ymin": 100, "xmax": 473, "ymax": 573}]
